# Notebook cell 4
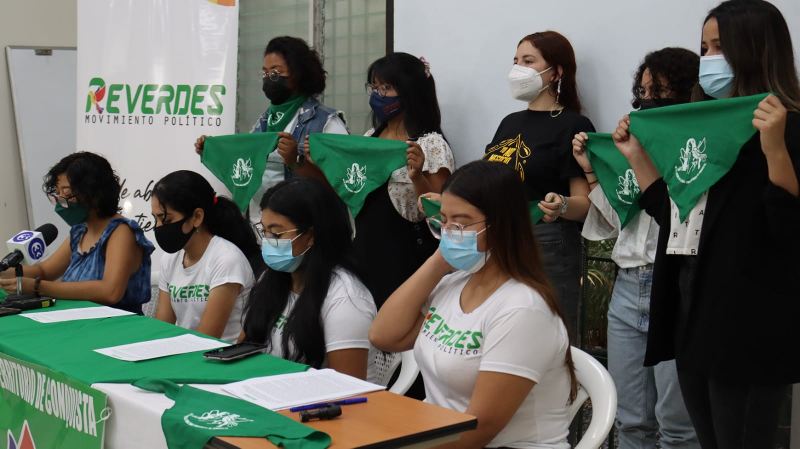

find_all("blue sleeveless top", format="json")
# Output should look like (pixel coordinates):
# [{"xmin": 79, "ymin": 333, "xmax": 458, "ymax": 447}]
[{"xmin": 62, "ymin": 217, "xmax": 155, "ymax": 314}]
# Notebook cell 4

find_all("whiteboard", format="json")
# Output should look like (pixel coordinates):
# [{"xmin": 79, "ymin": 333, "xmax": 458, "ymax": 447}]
[
  {"xmin": 6, "ymin": 46, "xmax": 76, "ymax": 252},
  {"xmin": 395, "ymin": 0, "xmax": 800, "ymax": 164}
]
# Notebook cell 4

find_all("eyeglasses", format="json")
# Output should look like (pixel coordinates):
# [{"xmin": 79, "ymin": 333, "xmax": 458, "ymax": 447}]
[
  {"xmin": 255, "ymin": 223, "xmax": 303, "ymax": 247},
  {"xmin": 260, "ymin": 69, "xmax": 286, "ymax": 81},
  {"xmin": 48, "ymin": 193, "xmax": 77, "ymax": 208},
  {"xmin": 425, "ymin": 215, "xmax": 487, "ymax": 243},
  {"xmin": 365, "ymin": 83, "xmax": 394, "ymax": 98}
]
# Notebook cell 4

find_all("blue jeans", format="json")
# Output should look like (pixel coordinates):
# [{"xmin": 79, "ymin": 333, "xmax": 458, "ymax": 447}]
[{"xmin": 607, "ymin": 265, "xmax": 698, "ymax": 449}]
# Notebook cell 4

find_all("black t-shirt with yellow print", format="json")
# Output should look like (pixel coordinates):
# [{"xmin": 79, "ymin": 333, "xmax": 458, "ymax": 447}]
[{"xmin": 484, "ymin": 109, "xmax": 595, "ymax": 201}]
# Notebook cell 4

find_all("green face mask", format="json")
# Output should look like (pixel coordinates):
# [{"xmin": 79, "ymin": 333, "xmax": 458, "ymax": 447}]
[{"xmin": 55, "ymin": 202, "xmax": 90, "ymax": 226}]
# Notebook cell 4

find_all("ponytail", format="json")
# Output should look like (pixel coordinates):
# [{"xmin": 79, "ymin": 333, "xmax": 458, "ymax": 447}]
[{"xmin": 206, "ymin": 195, "xmax": 265, "ymax": 276}]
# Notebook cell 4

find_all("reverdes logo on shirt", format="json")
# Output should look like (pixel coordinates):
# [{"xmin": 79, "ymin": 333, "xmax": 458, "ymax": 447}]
[
  {"xmin": 421, "ymin": 307, "xmax": 483, "ymax": 356},
  {"xmin": 169, "ymin": 284, "xmax": 211, "ymax": 303}
]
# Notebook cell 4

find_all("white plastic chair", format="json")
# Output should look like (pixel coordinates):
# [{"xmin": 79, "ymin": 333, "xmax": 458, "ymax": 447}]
[
  {"xmin": 567, "ymin": 346, "xmax": 617, "ymax": 449},
  {"xmin": 388, "ymin": 350, "xmax": 419, "ymax": 395}
]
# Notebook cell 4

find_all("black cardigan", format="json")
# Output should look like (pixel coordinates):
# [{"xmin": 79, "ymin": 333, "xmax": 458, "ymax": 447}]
[{"xmin": 640, "ymin": 112, "xmax": 800, "ymax": 384}]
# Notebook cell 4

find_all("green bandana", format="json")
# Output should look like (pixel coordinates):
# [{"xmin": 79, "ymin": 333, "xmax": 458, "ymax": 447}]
[
  {"xmin": 266, "ymin": 95, "xmax": 307, "ymax": 132},
  {"xmin": 420, "ymin": 197, "xmax": 545, "ymax": 225},
  {"xmin": 309, "ymin": 134, "xmax": 408, "ymax": 217},
  {"xmin": 585, "ymin": 133, "xmax": 641, "ymax": 228},
  {"xmin": 133, "ymin": 379, "xmax": 331, "ymax": 449},
  {"xmin": 203, "ymin": 132, "xmax": 281, "ymax": 212},
  {"xmin": 629, "ymin": 93, "xmax": 767, "ymax": 221}
]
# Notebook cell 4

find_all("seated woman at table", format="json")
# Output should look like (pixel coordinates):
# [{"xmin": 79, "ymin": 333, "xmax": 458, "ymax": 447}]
[
  {"xmin": 0, "ymin": 152, "xmax": 154, "ymax": 314},
  {"xmin": 240, "ymin": 177, "xmax": 378, "ymax": 382},
  {"xmin": 370, "ymin": 160, "xmax": 577, "ymax": 449},
  {"xmin": 151, "ymin": 170, "xmax": 262, "ymax": 342}
]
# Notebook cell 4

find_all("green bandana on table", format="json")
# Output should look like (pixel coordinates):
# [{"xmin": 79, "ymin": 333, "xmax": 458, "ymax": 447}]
[
  {"xmin": 586, "ymin": 133, "xmax": 642, "ymax": 228},
  {"xmin": 629, "ymin": 93, "xmax": 767, "ymax": 221},
  {"xmin": 202, "ymin": 132, "xmax": 280, "ymax": 212},
  {"xmin": 420, "ymin": 197, "xmax": 545, "ymax": 225},
  {"xmin": 309, "ymin": 133, "xmax": 408, "ymax": 217},
  {"xmin": 266, "ymin": 95, "xmax": 307, "ymax": 132},
  {"xmin": 133, "ymin": 379, "xmax": 331, "ymax": 449}
]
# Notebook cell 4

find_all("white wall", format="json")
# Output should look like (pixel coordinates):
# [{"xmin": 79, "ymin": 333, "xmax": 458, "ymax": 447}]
[
  {"xmin": 0, "ymin": 1, "xmax": 77, "ymax": 240},
  {"xmin": 395, "ymin": 0, "xmax": 800, "ymax": 165}
]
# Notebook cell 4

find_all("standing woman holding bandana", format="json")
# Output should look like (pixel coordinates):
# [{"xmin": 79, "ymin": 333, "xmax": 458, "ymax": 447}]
[
  {"xmin": 151, "ymin": 171, "xmax": 261, "ymax": 342},
  {"xmin": 613, "ymin": 1, "xmax": 800, "ymax": 446},
  {"xmin": 485, "ymin": 32, "xmax": 595, "ymax": 342},
  {"xmin": 0, "ymin": 152, "xmax": 154, "ymax": 314},
  {"xmin": 241, "ymin": 178, "xmax": 378, "ymax": 382},
  {"xmin": 347, "ymin": 52, "xmax": 455, "ymax": 310},
  {"xmin": 371, "ymin": 161, "xmax": 577, "ymax": 449},
  {"xmin": 194, "ymin": 36, "xmax": 347, "ymax": 223},
  {"xmin": 573, "ymin": 48, "xmax": 701, "ymax": 449}
]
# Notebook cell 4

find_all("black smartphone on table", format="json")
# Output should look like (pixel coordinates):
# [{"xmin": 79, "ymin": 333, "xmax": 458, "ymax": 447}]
[{"xmin": 203, "ymin": 342, "xmax": 268, "ymax": 362}]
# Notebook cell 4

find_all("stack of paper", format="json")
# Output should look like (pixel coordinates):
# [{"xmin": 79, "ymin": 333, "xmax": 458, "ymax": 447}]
[
  {"xmin": 222, "ymin": 369, "xmax": 385, "ymax": 410},
  {"xmin": 22, "ymin": 306, "xmax": 134, "ymax": 323},
  {"xmin": 94, "ymin": 334, "xmax": 228, "ymax": 362}
]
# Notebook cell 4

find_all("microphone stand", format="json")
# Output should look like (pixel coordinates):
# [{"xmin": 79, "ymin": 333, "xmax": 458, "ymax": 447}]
[{"xmin": 6, "ymin": 264, "xmax": 37, "ymax": 303}]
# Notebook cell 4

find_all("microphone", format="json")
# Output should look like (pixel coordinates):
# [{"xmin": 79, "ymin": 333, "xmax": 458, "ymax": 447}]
[{"xmin": 0, "ymin": 224, "xmax": 58, "ymax": 271}]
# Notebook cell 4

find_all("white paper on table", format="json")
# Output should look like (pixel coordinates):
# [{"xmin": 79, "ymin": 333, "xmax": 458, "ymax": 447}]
[
  {"xmin": 21, "ymin": 306, "xmax": 134, "ymax": 323},
  {"xmin": 94, "ymin": 334, "xmax": 228, "ymax": 362},
  {"xmin": 222, "ymin": 368, "xmax": 385, "ymax": 410}
]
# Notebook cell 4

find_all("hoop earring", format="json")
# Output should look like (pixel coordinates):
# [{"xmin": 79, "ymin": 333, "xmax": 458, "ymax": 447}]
[{"xmin": 550, "ymin": 78, "xmax": 564, "ymax": 118}]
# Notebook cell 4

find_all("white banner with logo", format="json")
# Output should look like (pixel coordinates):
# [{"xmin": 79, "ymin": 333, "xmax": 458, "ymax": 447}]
[{"xmin": 76, "ymin": 0, "xmax": 238, "ymax": 268}]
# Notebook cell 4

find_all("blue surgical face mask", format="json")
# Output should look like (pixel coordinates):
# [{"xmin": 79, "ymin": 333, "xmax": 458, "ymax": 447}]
[
  {"xmin": 699, "ymin": 54, "xmax": 734, "ymax": 99},
  {"xmin": 261, "ymin": 233, "xmax": 309, "ymax": 273},
  {"xmin": 439, "ymin": 228, "xmax": 489, "ymax": 273},
  {"xmin": 369, "ymin": 92, "xmax": 403, "ymax": 124}
]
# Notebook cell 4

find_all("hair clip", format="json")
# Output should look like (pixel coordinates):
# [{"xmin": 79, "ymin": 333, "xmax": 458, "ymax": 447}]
[{"xmin": 419, "ymin": 56, "xmax": 432, "ymax": 78}]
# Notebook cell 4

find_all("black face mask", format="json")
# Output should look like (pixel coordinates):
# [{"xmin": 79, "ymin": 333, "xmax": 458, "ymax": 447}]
[
  {"xmin": 636, "ymin": 98, "xmax": 681, "ymax": 110},
  {"xmin": 262, "ymin": 76, "xmax": 293, "ymax": 105},
  {"xmin": 154, "ymin": 218, "xmax": 193, "ymax": 254}
]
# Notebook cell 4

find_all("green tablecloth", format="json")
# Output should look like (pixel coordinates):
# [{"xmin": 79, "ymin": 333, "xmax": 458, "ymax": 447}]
[{"xmin": 0, "ymin": 300, "xmax": 307, "ymax": 385}]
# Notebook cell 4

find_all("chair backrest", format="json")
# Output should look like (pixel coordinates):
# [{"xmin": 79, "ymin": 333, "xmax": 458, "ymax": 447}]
[
  {"xmin": 372, "ymin": 351, "xmax": 401, "ymax": 387},
  {"xmin": 388, "ymin": 350, "xmax": 419, "ymax": 395},
  {"xmin": 567, "ymin": 347, "xmax": 617, "ymax": 449}
]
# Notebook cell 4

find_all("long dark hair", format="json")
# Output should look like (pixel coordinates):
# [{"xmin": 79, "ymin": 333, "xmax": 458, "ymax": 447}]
[
  {"xmin": 443, "ymin": 161, "xmax": 578, "ymax": 401},
  {"xmin": 519, "ymin": 31, "xmax": 582, "ymax": 113},
  {"xmin": 367, "ymin": 52, "xmax": 443, "ymax": 138},
  {"xmin": 702, "ymin": 0, "xmax": 800, "ymax": 110},
  {"xmin": 43, "ymin": 151, "xmax": 121, "ymax": 218},
  {"xmin": 152, "ymin": 170, "xmax": 263, "ymax": 275},
  {"xmin": 242, "ymin": 177, "xmax": 357, "ymax": 368},
  {"xmin": 632, "ymin": 47, "xmax": 699, "ymax": 108},
  {"xmin": 265, "ymin": 36, "xmax": 327, "ymax": 97}
]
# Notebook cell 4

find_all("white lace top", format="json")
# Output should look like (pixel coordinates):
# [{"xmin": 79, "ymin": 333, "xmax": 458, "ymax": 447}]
[{"xmin": 364, "ymin": 130, "xmax": 455, "ymax": 222}]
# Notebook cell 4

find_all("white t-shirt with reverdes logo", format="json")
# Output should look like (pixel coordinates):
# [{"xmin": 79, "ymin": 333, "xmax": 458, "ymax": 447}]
[
  {"xmin": 159, "ymin": 236, "xmax": 255, "ymax": 342},
  {"xmin": 414, "ymin": 271, "xmax": 571, "ymax": 449}
]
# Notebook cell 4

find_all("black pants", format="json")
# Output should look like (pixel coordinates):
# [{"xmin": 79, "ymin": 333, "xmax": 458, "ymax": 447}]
[
  {"xmin": 677, "ymin": 369, "xmax": 788, "ymax": 449},
  {"xmin": 534, "ymin": 220, "xmax": 583, "ymax": 343}
]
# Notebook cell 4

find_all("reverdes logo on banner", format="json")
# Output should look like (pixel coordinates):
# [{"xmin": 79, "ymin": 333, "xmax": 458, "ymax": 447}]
[
  {"xmin": 83, "ymin": 77, "xmax": 228, "ymax": 128},
  {"xmin": 343, "ymin": 163, "xmax": 367, "ymax": 194},
  {"xmin": 184, "ymin": 410, "xmax": 253, "ymax": 430},
  {"xmin": 675, "ymin": 137, "xmax": 708, "ymax": 184},
  {"xmin": 7, "ymin": 420, "xmax": 36, "ymax": 449}
]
